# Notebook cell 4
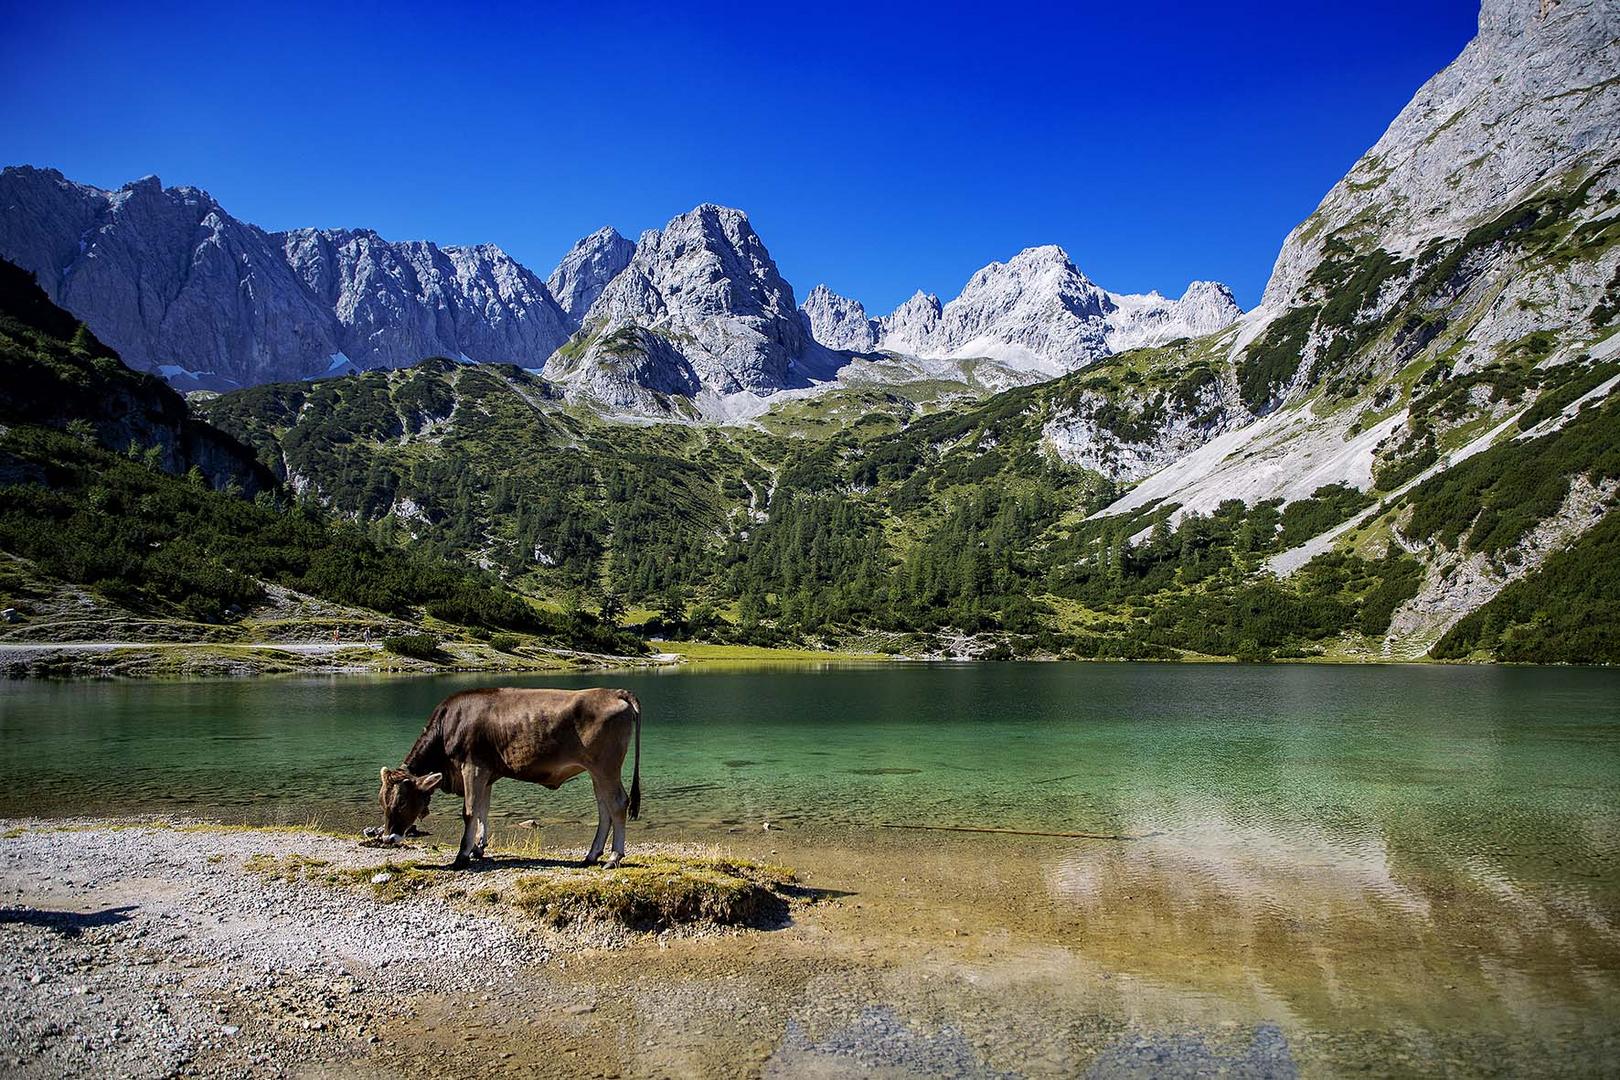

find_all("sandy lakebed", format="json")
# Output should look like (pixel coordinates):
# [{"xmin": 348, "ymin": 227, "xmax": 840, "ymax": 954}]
[{"xmin": 3, "ymin": 814, "xmax": 1616, "ymax": 1079}]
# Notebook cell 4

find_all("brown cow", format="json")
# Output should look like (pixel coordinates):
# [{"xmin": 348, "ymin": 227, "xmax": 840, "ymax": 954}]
[{"xmin": 375, "ymin": 687, "xmax": 642, "ymax": 868}]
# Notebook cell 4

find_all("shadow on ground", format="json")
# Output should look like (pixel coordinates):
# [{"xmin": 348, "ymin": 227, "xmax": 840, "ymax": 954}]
[{"xmin": 0, "ymin": 905, "xmax": 138, "ymax": 936}]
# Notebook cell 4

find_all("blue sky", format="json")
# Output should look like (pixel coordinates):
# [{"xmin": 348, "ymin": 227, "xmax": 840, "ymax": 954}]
[{"xmin": 1, "ymin": 1, "xmax": 1479, "ymax": 312}]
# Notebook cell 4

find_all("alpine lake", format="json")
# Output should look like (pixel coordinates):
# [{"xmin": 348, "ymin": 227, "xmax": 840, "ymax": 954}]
[{"xmin": 2, "ymin": 661, "xmax": 1617, "ymax": 1076}]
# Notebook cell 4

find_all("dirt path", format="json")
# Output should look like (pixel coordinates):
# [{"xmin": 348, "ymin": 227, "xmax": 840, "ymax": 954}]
[{"xmin": 0, "ymin": 641, "xmax": 375, "ymax": 654}]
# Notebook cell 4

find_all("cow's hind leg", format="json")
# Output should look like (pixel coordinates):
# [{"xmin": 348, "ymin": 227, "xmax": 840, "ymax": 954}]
[
  {"xmin": 606, "ymin": 779, "xmax": 629, "ymax": 868},
  {"xmin": 583, "ymin": 771, "xmax": 614, "ymax": 867}
]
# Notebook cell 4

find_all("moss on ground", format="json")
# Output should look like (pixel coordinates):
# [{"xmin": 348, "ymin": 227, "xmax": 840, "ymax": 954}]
[
  {"xmin": 505, "ymin": 854, "xmax": 796, "ymax": 930},
  {"xmin": 243, "ymin": 852, "xmax": 441, "ymax": 902},
  {"xmin": 239, "ymin": 845, "xmax": 800, "ymax": 930}
]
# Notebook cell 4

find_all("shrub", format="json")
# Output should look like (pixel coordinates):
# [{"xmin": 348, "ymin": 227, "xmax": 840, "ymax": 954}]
[
  {"xmin": 383, "ymin": 634, "xmax": 441, "ymax": 660},
  {"xmin": 489, "ymin": 633, "xmax": 521, "ymax": 652}
]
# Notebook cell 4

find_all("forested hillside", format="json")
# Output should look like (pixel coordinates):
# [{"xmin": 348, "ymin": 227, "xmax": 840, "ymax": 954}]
[
  {"xmin": 0, "ymin": 260, "xmax": 640, "ymax": 657},
  {"xmin": 200, "ymin": 354, "xmax": 1487, "ymax": 660}
]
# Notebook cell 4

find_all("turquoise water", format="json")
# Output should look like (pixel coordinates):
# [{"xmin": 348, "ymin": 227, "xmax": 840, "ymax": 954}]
[
  {"xmin": 1, "ymin": 663, "xmax": 1617, "ymax": 887},
  {"xmin": 5, "ymin": 661, "xmax": 1617, "ymax": 1063}
]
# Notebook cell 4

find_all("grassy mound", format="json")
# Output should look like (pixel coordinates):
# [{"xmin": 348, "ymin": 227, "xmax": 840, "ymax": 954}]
[
  {"xmin": 241, "ymin": 847, "xmax": 798, "ymax": 930},
  {"xmin": 504, "ymin": 854, "xmax": 796, "ymax": 930}
]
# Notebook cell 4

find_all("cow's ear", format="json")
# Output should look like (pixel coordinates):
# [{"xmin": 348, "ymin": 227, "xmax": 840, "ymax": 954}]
[
  {"xmin": 380, "ymin": 767, "xmax": 391, "ymax": 784},
  {"xmin": 416, "ymin": 772, "xmax": 443, "ymax": 792}
]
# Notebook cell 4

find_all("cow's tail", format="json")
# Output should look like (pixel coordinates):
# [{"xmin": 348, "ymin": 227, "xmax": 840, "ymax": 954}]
[{"xmin": 619, "ymin": 689, "xmax": 642, "ymax": 821}]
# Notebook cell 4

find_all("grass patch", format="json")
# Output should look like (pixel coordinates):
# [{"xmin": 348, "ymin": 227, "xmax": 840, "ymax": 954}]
[
  {"xmin": 238, "ymin": 842, "xmax": 802, "ymax": 929},
  {"xmin": 506, "ymin": 853, "xmax": 797, "ymax": 930},
  {"xmin": 664, "ymin": 640, "xmax": 887, "ymax": 663},
  {"xmin": 243, "ymin": 852, "xmax": 441, "ymax": 902}
]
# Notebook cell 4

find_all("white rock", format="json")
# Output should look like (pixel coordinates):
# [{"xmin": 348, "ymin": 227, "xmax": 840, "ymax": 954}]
[
  {"xmin": 800, "ymin": 284, "xmax": 878, "ymax": 351},
  {"xmin": 545, "ymin": 226, "xmax": 635, "ymax": 323},
  {"xmin": 0, "ymin": 168, "xmax": 574, "ymax": 388},
  {"xmin": 864, "ymin": 246, "xmax": 1242, "ymax": 375},
  {"xmin": 545, "ymin": 204, "xmax": 843, "ymax": 409}
]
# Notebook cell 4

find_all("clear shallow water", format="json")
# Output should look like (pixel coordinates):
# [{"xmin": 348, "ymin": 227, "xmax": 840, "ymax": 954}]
[
  {"xmin": 3, "ymin": 662, "xmax": 1619, "ymax": 1058},
  {"xmin": 2, "ymin": 662, "xmax": 1618, "ymax": 893}
]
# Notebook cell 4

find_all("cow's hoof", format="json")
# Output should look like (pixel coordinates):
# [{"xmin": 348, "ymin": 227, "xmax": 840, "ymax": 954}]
[
  {"xmin": 603, "ymin": 854, "xmax": 623, "ymax": 869},
  {"xmin": 581, "ymin": 854, "xmax": 601, "ymax": 868},
  {"xmin": 449, "ymin": 856, "xmax": 471, "ymax": 870}
]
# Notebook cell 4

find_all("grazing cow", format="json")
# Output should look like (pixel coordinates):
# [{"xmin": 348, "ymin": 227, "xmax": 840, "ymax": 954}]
[{"xmin": 376, "ymin": 687, "xmax": 642, "ymax": 868}]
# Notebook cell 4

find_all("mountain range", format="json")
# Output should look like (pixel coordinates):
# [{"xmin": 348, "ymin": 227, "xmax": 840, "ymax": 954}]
[
  {"xmin": 0, "ymin": 167, "xmax": 1241, "ymax": 408},
  {"xmin": 0, "ymin": 0, "xmax": 1616, "ymax": 667}
]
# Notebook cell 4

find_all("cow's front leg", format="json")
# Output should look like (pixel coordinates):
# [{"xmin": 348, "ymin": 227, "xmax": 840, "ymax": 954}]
[
  {"xmin": 583, "ymin": 771, "xmax": 612, "ymax": 866},
  {"xmin": 453, "ymin": 762, "xmax": 489, "ymax": 868}
]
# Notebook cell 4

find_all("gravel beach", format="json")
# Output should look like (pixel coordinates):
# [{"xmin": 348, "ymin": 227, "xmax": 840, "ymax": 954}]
[
  {"xmin": 3, "ymin": 817, "xmax": 1614, "ymax": 1078},
  {"xmin": 0, "ymin": 821, "xmax": 564, "ymax": 1077}
]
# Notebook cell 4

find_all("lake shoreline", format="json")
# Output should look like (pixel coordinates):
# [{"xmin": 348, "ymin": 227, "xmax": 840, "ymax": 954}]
[
  {"xmin": 3, "ymin": 809, "xmax": 1617, "ymax": 1077},
  {"xmin": 0, "ymin": 817, "xmax": 827, "ymax": 1078},
  {"xmin": 1, "ymin": 634, "xmax": 1578, "ymax": 683}
]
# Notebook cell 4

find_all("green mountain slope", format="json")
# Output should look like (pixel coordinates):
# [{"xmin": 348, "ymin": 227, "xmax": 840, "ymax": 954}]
[
  {"xmin": 0, "ymin": 260, "xmax": 639, "ymax": 658},
  {"xmin": 199, "ymin": 353, "xmax": 1429, "ymax": 659}
]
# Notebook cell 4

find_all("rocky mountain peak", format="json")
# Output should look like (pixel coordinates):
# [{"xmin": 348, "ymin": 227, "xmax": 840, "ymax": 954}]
[
  {"xmin": 545, "ymin": 203, "xmax": 818, "ymax": 407},
  {"xmin": 1262, "ymin": 0, "xmax": 1618, "ymax": 310},
  {"xmin": 875, "ymin": 290, "xmax": 945, "ymax": 355},
  {"xmin": 0, "ymin": 169, "xmax": 574, "ymax": 387},
  {"xmin": 546, "ymin": 226, "xmax": 634, "ymax": 324},
  {"xmin": 801, "ymin": 284, "xmax": 878, "ymax": 352}
]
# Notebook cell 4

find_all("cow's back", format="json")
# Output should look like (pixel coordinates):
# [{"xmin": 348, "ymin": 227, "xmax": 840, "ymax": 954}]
[{"xmin": 437, "ymin": 687, "xmax": 633, "ymax": 783}]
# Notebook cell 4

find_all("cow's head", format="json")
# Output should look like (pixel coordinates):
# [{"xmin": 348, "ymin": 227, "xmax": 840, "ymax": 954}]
[{"xmin": 377, "ymin": 767, "xmax": 442, "ymax": 838}]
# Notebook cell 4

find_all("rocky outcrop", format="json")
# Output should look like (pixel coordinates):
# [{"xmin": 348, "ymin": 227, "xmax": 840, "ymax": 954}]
[
  {"xmin": 546, "ymin": 205, "xmax": 835, "ymax": 408},
  {"xmin": 280, "ymin": 228, "xmax": 571, "ymax": 375},
  {"xmin": 1386, "ymin": 473, "xmax": 1617, "ymax": 650},
  {"xmin": 545, "ymin": 226, "xmax": 635, "ymax": 324},
  {"xmin": 0, "ymin": 167, "xmax": 575, "ymax": 388},
  {"xmin": 1262, "ymin": 0, "xmax": 1619, "ymax": 312},
  {"xmin": 909, "ymin": 246, "xmax": 1113, "ymax": 373},
  {"xmin": 875, "ymin": 290, "xmax": 945, "ymax": 356},
  {"xmin": 1105, "ymin": 281, "xmax": 1245, "ymax": 353},
  {"xmin": 0, "ymin": 168, "xmax": 341, "ymax": 388},
  {"xmin": 800, "ymin": 284, "xmax": 878, "ymax": 352},
  {"xmin": 1043, "ymin": 374, "xmax": 1242, "ymax": 483},
  {"xmin": 1220, "ymin": 0, "xmax": 1620, "ymax": 416}
]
